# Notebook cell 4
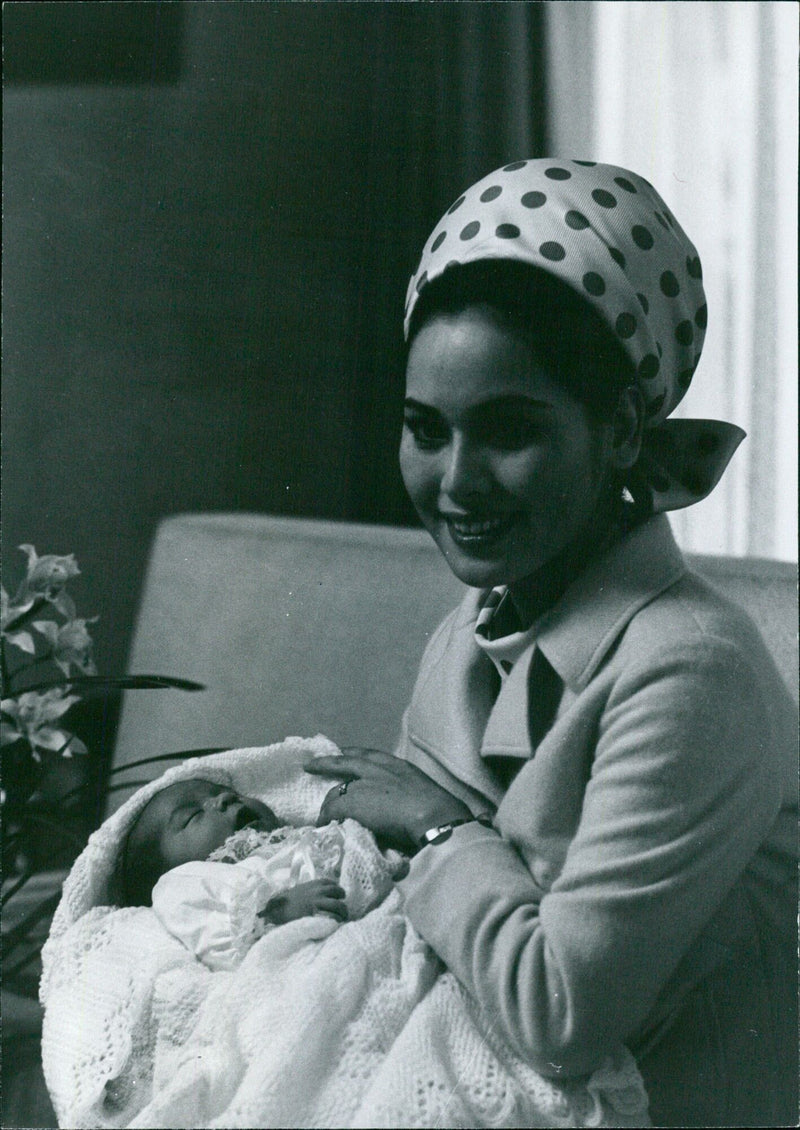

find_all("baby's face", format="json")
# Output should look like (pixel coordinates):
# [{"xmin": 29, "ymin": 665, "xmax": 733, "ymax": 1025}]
[{"xmin": 139, "ymin": 778, "xmax": 279, "ymax": 873}]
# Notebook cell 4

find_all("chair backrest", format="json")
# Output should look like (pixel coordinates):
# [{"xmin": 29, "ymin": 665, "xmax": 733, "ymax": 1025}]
[{"xmin": 110, "ymin": 513, "xmax": 798, "ymax": 810}]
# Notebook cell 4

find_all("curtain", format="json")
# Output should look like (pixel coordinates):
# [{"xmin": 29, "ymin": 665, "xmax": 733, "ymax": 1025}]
[
  {"xmin": 545, "ymin": 1, "xmax": 797, "ymax": 561},
  {"xmin": 3, "ymin": 2, "xmax": 548, "ymax": 680},
  {"xmin": 346, "ymin": 1, "xmax": 545, "ymax": 523}
]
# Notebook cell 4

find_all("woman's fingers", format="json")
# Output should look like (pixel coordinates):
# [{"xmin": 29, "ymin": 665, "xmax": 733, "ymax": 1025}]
[
  {"xmin": 304, "ymin": 749, "xmax": 401, "ymax": 780},
  {"xmin": 309, "ymin": 751, "xmax": 473, "ymax": 849},
  {"xmin": 317, "ymin": 784, "xmax": 349, "ymax": 826},
  {"xmin": 339, "ymin": 747, "xmax": 393, "ymax": 760}
]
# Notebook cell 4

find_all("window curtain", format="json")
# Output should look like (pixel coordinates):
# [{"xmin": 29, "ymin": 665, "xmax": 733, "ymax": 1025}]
[
  {"xmin": 545, "ymin": 0, "xmax": 797, "ymax": 561},
  {"xmin": 346, "ymin": 1, "xmax": 545, "ymax": 523}
]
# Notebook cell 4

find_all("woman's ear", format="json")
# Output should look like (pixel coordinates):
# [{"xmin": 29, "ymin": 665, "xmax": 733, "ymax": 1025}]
[{"xmin": 609, "ymin": 385, "xmax": 645, "ymax": 470}]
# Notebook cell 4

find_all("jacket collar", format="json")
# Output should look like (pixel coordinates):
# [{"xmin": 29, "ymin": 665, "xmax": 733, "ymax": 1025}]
[
  {"xmin": 447, "ymin": 515, "xmax": 687, "ymax": 770},
  {"xmin": 533, "ymin": 514, "xmax": 687, "ymax": 691}
]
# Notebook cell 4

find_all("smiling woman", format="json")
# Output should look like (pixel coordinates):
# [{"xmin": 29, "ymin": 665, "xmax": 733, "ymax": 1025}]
[
  {"xmin": 401, "ymin": 273, "xmax": 644, "ymax": 605},
  {"xmin": 307, "ymin": 158, "xmax": 798, "ymax": 1127}
]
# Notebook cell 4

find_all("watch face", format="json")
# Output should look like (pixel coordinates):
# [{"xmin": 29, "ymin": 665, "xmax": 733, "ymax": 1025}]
[
  {"xmin": 421, "ymin": 814, "xmax": 493, "ymax": 848},
  {"xmin": 428, "ymin": 826, "xmax": 454, "ymax": 845}
]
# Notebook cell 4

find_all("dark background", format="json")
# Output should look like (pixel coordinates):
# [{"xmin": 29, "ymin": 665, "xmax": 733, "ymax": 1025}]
[
  {"xmin": 4, "ymin": 9, "xmax": 545, "ymax": 1115},
  {"xmin": 3, "ymin": 1, "xmax": 546, "ymax": 698}
]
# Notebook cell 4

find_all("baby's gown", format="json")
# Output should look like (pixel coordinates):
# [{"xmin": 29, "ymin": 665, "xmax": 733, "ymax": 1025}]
[{"xmin": 152, "ymin": 823, "xmax": 347, "ymax": 970}]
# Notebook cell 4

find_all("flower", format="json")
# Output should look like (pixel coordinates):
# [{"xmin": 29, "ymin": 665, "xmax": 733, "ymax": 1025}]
[
  {"xmin": 1, "ymin": 583, "xmax": 34, "ymax": 634},
  {"xmin": 15, "ymin": 545, "xmax": 80, "ymax": 618},
  {"xmin": 1, "ymin": 689, "xmax": 87, "ymax": 758},
  {"xmin": 32, "ymin": 618, "xmax": 98, "ymax": 676}
]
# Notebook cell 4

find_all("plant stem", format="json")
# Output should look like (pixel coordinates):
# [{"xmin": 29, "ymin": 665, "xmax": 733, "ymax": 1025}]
[
  {"xmin": 3, "ymin": 945, "xmax": 47, "ymax": 981},
  {"xmin": 23, "ymin": 813, "xmax": 85, "ymax": 849},
  {"xmin": 4, "ymin": 654, "xmax": 59, "ymax": 694},
  {"xmin": 1, "ymin": 597, "xmax": 49, "ymax": 634},
  {"xmin": 1, "ymin": 868, "xmax": 33, "ymax": 908},
  {"xmin": 107, "ymin": 748, "xmax": 228, "ymax": 775},
  {"xmin": 1, "ymin": 890, "xmax": 62, "ymax": 951},
  {"xmin": 14, "ymin": 673, "xmax": 205, "ymax": 694}
]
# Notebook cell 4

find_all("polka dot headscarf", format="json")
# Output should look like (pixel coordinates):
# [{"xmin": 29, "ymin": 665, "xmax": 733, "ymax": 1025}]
[{"xmin": 404, "ymin": 159, "xmax": 745, "ymax": 513}]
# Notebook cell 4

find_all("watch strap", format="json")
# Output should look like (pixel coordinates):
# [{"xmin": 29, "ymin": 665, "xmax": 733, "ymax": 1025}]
[{"xmin": 418, "ymin": 812, "xmax": 493, "ymax": 848}]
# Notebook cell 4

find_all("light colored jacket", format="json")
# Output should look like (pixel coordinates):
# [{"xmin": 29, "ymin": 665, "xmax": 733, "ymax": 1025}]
[{"xmin": 396, "ymin": 515, "xmax": 797, "ymax": 1126}]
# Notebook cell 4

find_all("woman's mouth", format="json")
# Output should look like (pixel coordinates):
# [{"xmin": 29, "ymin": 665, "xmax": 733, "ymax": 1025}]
[{"xmin": 443, "ymin": 514, "xmax": 515, "ymax": 549}]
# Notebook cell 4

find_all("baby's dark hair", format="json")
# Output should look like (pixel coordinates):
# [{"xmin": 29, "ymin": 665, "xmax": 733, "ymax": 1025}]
[
  {"xmin": 407, "ymin": 259, "xmax": 638, "ymax": 425},
  {"xmin": 116, "ymin": 800, "xmax": 167, "ymax": 908}
]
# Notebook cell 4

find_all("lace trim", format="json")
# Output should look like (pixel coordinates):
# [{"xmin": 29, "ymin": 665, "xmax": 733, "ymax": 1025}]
[{"xmin": 207, "ymin": 822, "xmax": 345, "ymax": 880}]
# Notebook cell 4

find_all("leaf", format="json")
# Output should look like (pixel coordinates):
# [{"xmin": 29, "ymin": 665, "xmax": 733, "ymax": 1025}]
[
  {"xmin": 1, "ymin": 596, "xmax": 48, "ymax": 633},
  {"xmin": 19, "ymin": 673, "xmax": 206, "ymax": 694}
]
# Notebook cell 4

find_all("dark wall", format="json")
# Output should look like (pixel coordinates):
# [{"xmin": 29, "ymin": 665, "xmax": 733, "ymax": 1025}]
[{"xmin": 3, "ymin": 2, "xmax": 545, "ymax": 686}]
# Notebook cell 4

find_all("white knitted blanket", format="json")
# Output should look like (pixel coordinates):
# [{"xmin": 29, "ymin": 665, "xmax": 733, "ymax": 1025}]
[{"xmin": 40, "ymin": 737, "xmax": 650, "ymax": 1128}]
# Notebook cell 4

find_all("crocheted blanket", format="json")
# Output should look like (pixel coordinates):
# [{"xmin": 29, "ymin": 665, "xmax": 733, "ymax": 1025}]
[{"xmin": 40, "ymin": 737, "xmax": 650, "ymax": 1128}]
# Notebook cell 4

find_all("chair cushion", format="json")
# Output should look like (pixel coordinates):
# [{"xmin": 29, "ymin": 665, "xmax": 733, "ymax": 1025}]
[{"xmin": 110, "ymin": 513, "xmax": 797, "ymax": 810}]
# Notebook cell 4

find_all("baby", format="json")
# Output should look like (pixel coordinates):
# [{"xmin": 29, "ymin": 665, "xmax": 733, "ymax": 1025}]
[{"xmin": 119, "ymin": 777, "xmax": 351, "ymax": 970}]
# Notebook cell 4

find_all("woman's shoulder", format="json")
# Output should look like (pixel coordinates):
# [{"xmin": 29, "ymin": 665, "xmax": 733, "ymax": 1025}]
[
  {"xmin": 625, "ymin": 565, "xmax": 776, "ymax": 658},
  {"xmin": 615, "ymin": 565, "xmax": 795, "ymax": 722},
  {"xmin": 416, "ymin": 587, "xmax": 485, "ymax": 657}
]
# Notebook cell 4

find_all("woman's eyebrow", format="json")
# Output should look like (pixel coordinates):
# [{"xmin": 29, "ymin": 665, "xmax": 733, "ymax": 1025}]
[
  {"xmin": 473, "ymin": 395, "xmax": 553, "ymax": 413},
  {"xmin": 403, "ymin": 398, "xmax": 439, "ymax": 413},
  {"xmin": 404, "ymin": 395, "xmax": 553, "ymax": 413}
]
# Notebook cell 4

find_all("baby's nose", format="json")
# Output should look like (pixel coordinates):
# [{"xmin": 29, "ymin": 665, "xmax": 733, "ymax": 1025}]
[{"xmin": 206, "ymin": 790, "xmax": 237, "ymax": 811}]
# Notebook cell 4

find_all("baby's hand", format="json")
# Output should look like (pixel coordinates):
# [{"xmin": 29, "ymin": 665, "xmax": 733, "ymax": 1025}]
[{"xmin": 259, "ymin": 879, "xmax": 348, "ymax": 925}]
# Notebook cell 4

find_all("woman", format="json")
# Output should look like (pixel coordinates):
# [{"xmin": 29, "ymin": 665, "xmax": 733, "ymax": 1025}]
[{"xmin": 307, "ymin": 160, "xmax": 797, "ymax": 1126}]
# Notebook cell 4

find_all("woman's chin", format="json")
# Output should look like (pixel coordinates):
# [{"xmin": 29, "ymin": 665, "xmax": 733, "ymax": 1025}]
[{"xmin": 437, "ymin": 535, "xmax": 520, "ymax": 589}]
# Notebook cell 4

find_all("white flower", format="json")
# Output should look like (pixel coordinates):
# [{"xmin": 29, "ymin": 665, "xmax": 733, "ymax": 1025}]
[
  {"xmin": 32, "ymin": 618, "xmax": 97, "ymax": 676},
  {"xmin": 1, "ymin": 689, "xmax": 86, "ymax": 758},
  {"xmin": 15, "ymin": 545, "xmax": 80, "ymax": 618},
  {"xmin": 1, "ymin": 583, "xmax": 35, "ymax": 633}
]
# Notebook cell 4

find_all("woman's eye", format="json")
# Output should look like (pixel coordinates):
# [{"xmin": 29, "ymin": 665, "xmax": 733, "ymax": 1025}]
[{"xmin": 404, "ymin": 414, "xmax": 448, "ymax": 449}]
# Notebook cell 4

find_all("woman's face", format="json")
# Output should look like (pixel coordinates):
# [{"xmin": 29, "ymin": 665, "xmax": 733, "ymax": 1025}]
[{"xmin": 400, "ymin": 306, "xmax": 616, "ymax": 590}]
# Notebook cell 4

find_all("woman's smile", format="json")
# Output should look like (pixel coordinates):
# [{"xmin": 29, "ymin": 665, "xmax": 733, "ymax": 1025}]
[
  {"xmin": 400, "ymin": 306, "xmax": 614, "ymax": 590},
  {"xmin": 440, "ymin": 511, "xmax": 518, "ymax": 551}
]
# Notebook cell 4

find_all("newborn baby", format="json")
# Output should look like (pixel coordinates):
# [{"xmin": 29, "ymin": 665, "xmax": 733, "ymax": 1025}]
[{"xmin": 120, "ymin": 777, "xmax": 351, "ymax": 970}]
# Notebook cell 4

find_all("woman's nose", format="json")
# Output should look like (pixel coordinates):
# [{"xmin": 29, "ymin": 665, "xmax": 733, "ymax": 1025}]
[{"xmin": 440, "ymin": 436, "xmax": 492, "ymax": 503}]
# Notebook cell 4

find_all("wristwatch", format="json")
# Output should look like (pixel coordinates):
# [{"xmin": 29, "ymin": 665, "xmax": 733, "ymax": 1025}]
[{"xmin": 418, "ymin": 812, "xmax": 493, "ymax": 848}]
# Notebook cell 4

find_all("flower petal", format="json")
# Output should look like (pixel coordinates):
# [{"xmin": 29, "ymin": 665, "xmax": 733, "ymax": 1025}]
[
  {"xmin": 31, "ymin": 620, "xmax": 59, "ymax": 645},
  {"xmin": 1, "ymin": 720, "xmax": 23, "ymax": 745},
  {"xmin": 31, "ymin": 726, "xmax": 72, "ymax": 752},
  {"xmin": 4, "ymin": 630, "xmax": 36, "ymax": 655},
  {"xmin": 52, "ymin": 592, "xmax": 78, "ymax": 619}
]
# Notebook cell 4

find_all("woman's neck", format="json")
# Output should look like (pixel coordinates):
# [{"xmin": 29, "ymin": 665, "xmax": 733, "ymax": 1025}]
[{"xmin": 508, "ymin": 507, "xmax": 629, "ymax": 628}]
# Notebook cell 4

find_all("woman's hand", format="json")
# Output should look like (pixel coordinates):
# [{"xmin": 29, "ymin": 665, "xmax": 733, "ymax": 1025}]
[{"xmin": 304, "ymin": 748, "xmax": 473, "ymax": 852}]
